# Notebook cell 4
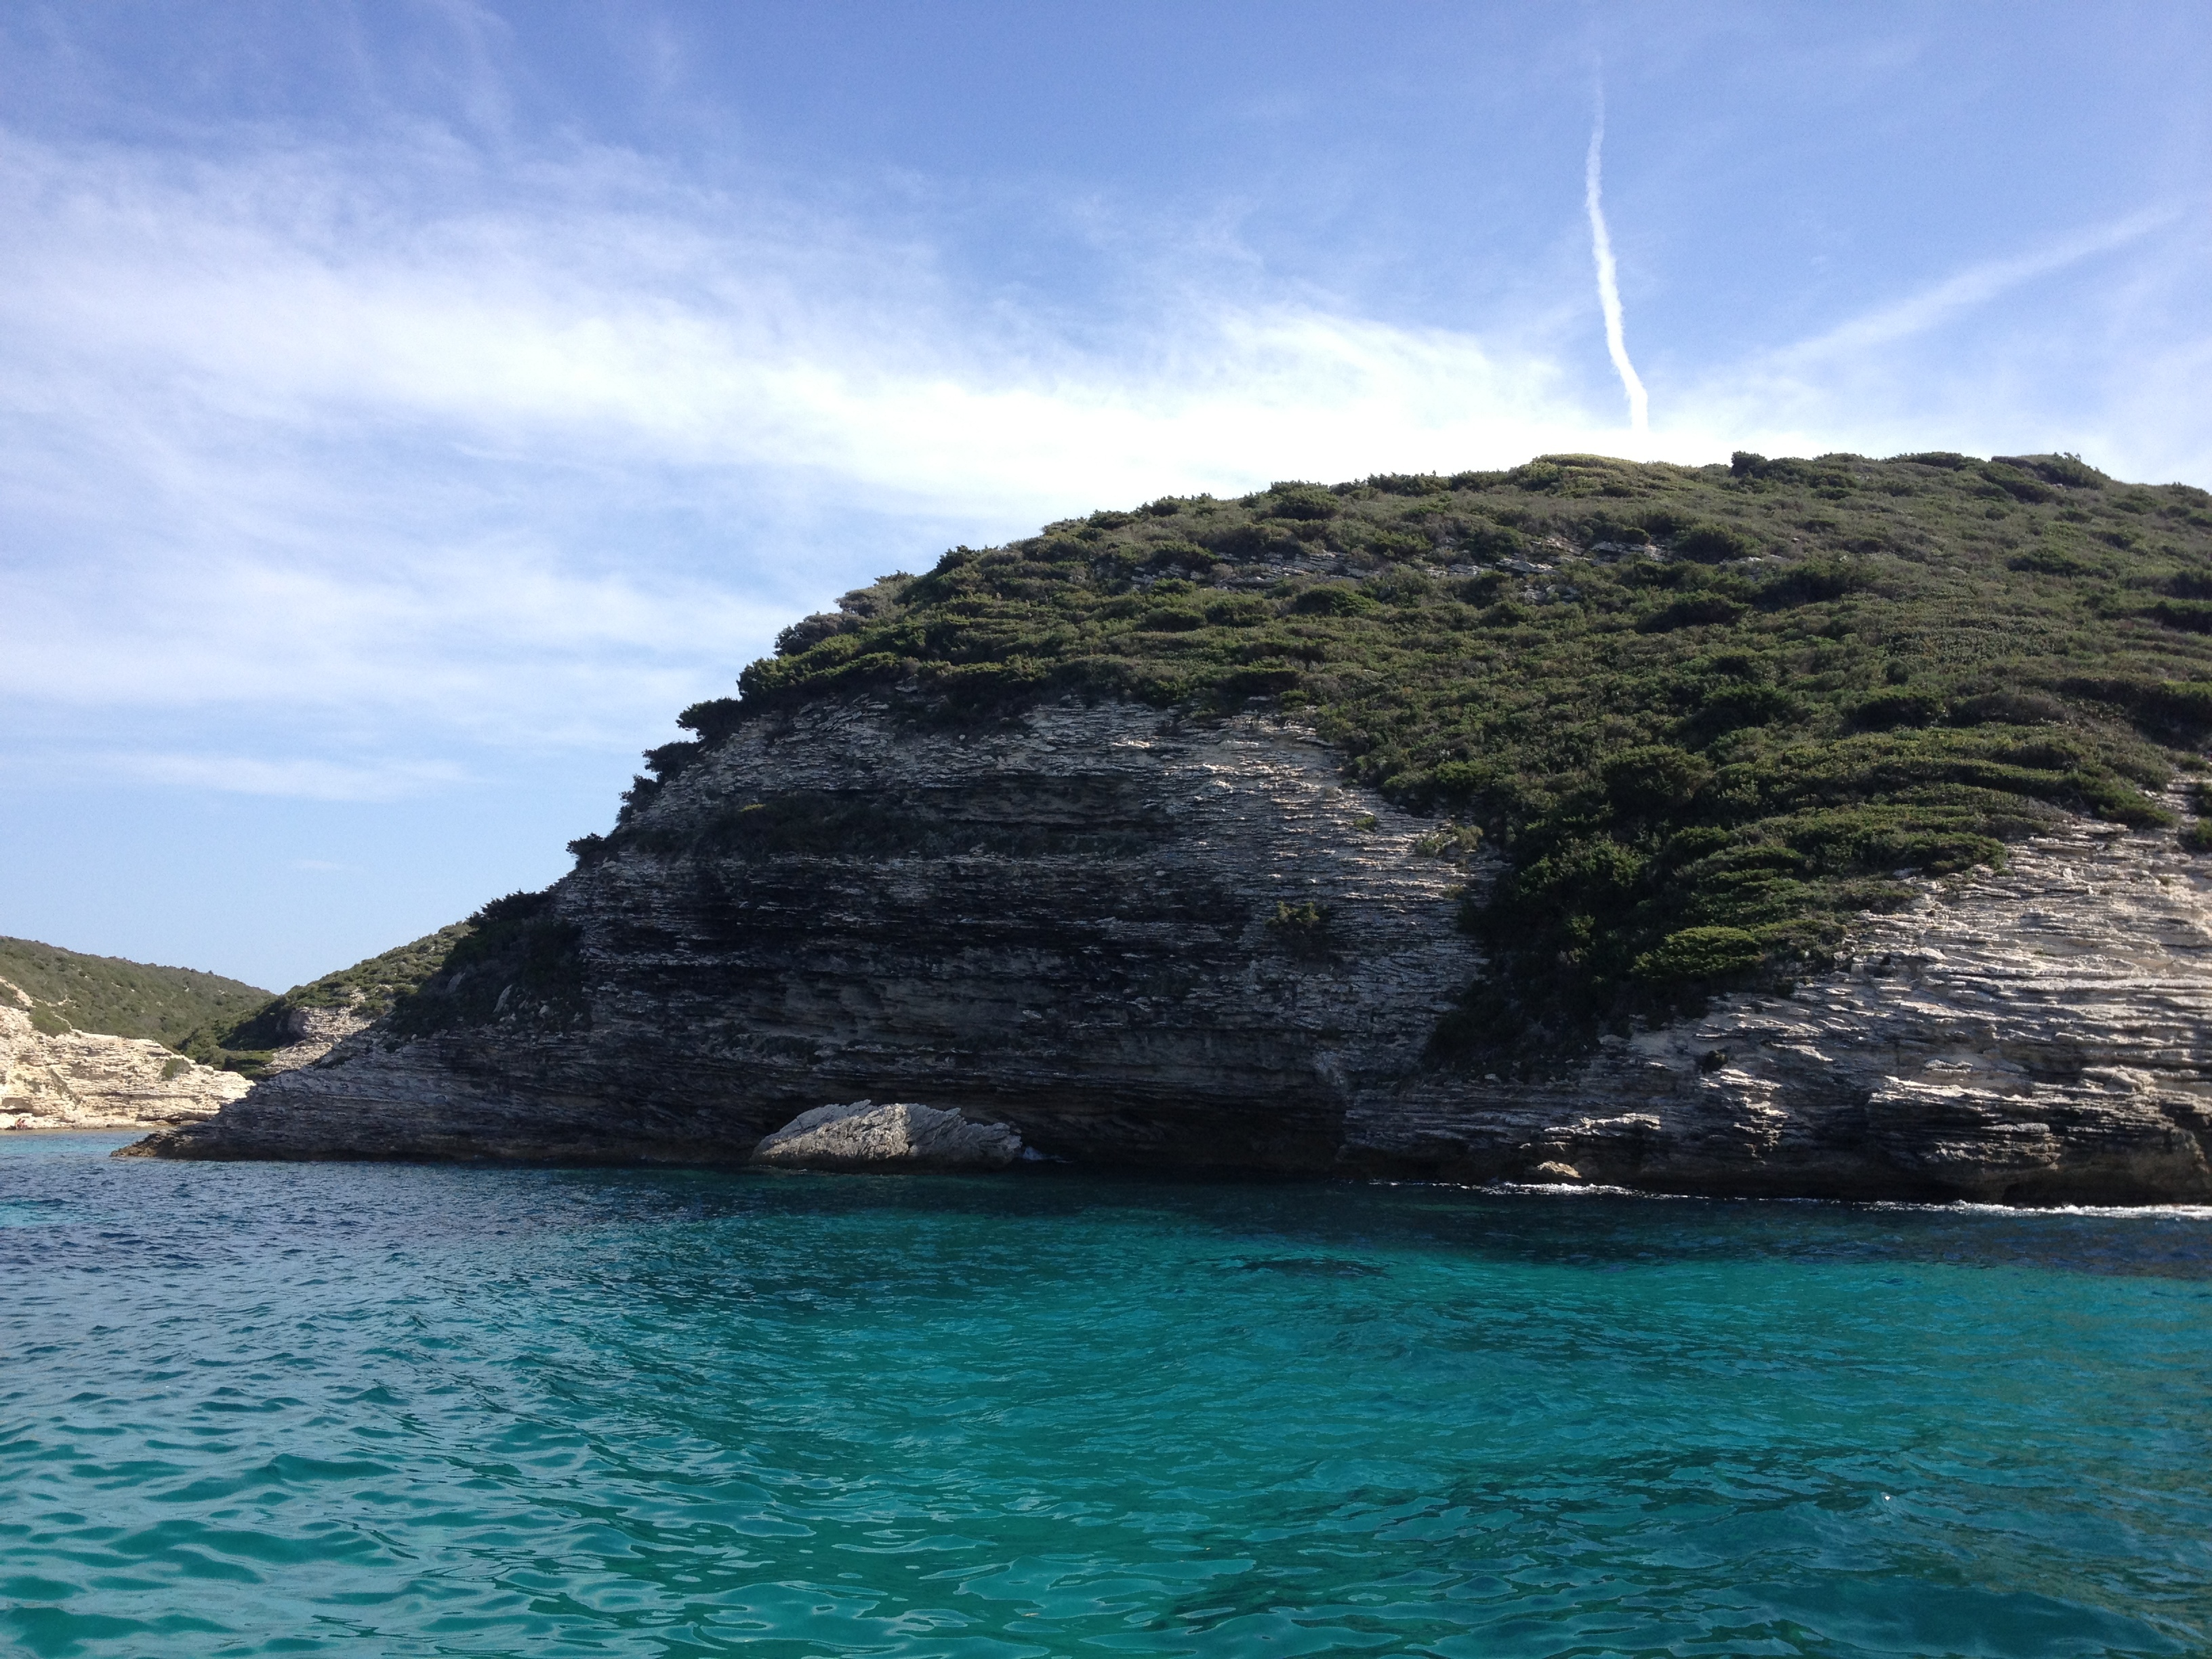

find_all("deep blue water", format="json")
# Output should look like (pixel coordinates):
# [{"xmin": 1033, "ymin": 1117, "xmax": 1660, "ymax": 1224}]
[{"xmin": 3, "ymin": 1134, "xmax": 2209, "ymax": 1658}]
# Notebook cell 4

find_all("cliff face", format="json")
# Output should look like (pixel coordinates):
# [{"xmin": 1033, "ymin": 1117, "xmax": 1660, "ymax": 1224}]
[
  {"xmin": 2, "ymin": 1002, "xmax": 251, "ymax": 1130},
  {"xmin": 1357, "ymin": 815, "xmax": 2212, "ymax": 1200},
  {"xmin": 129, "ymin": 697, "xmax": 2212, "ymax": 1201},
  {"xmin": 130, "ymin": 697, "xmax": 1473, "ymax": 1170}
]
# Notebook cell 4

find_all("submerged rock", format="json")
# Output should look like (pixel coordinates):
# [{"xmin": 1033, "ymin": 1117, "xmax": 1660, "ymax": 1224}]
[{"xmin": 750, "ymin": 1100, "xmax": 1023, "ymax": 1172}]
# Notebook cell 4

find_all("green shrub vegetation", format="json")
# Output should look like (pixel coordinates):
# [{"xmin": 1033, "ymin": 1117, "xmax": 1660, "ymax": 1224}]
[
  {"xmin": 0, "ymin": 936, "xmax": 268, "ymax": 1049},
  {"xmin": 177, "ymin": 897, "xmax": 594, "ymax": 1073},
  {"xmin": 593, "ymin": 449, "xmax": 2212, "ymax": 1073},
  {"xmin": 382, "ymin": 893, "xmax": 584, "ymax": 1038},
  {"xmin": 1266, "ymin": 900, "xmax": 1334, "ymax": 960},
  {"xmin": 182, "ymin": 924, "xmax": 472, "ymax": 1076}
]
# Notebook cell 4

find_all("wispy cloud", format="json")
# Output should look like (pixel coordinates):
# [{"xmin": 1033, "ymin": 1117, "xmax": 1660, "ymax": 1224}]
[
  {"xmin": 0, "ymin": 128, "xmax": 1626, "ymax": 773},
  {"xmin": 1675, "ymin": 201, "xmax": 2211, "ymax": 473},
  {"xmin": 1, "ymin": 120, "xmax": 2207, "ymax": 809},
  {"xmin": 111, "ymin": 752, "xmax": 467, "ymax": 802},
  {"xmin": 0, "ymin": 134, "xmax": 1610, "ymax": 510},
  {"xmin": 1775, "ymin": 204, "xmax": 2183, "ymax": 365},
  {"xmin": 1583, "ymin": 97, "xmax": 1648, "ymax": 438}
]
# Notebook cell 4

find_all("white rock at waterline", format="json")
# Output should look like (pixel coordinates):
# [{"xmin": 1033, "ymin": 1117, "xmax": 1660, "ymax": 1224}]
[
  {"xmin": 1, "ymin": 1003, "xmax": 249, "ymax": 1130},
  {"xmin": 750, "ymin": 1100, "xmax": 1023, "ymax": 1172}
]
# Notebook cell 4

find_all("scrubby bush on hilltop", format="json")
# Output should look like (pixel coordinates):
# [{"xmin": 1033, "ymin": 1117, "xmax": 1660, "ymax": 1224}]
[{"xmin": 0, "ymin": 937, "xmax": 267, "ymax": 1049}]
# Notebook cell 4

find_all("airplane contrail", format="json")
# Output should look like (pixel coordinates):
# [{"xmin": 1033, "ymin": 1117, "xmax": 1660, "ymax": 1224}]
[{"xmin": 1584, "ymin": 104, "xmax": 1649, "ymax": 435}]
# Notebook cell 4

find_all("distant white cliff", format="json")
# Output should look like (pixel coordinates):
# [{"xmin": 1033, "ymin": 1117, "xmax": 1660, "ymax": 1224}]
[{"xmin": 1, "ymin": 994, "xmax": 249, "ymax": 1130}]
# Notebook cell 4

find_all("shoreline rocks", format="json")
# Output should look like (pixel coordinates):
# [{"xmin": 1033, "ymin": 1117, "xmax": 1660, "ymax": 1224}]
[{"xmin": 750, "ymin": 1101, "xmax": 1023, "ymax": 1172}]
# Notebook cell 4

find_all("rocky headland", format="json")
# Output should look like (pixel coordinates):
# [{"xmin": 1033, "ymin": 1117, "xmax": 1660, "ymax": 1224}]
[
  {"xmin": 123, "ymin": 451, "xmax": 2212, "ymax": 1200},
  {"xmin": 0, "ymin": 945, "xmax": 274, "ymax": 1130},
  {"xmin": 125, "ymin": 694, "xmax": 2212, "ymax": 1200}
]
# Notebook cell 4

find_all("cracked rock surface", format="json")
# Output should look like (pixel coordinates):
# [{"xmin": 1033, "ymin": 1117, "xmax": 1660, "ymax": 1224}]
[
  {"xmin": 260, "ymin": 1005, "xmax": 375, "ymax": 1076},
  {"xmin": 1355, "ymin": 815, "xmax": 2212, "ymax": 1200},
  {"xmin": 127, "ymin": 697, "xmax": 2212, "ymax": 1201},
  {"xmin": 750, "ymin": 1100, "xmax": 1023, "ymax": 1171}
]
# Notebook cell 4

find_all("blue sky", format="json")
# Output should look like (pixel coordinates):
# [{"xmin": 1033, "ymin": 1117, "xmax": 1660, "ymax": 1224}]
[{"xmin": 3, "ymin": 1, "xmax": 2208, "ymax": 991}]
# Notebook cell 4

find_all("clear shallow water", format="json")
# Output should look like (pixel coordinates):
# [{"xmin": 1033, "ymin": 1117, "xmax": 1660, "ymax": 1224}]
[{"xmin": 3, "ymin": 1136, "xmax": 2209, "ymax": 1659}]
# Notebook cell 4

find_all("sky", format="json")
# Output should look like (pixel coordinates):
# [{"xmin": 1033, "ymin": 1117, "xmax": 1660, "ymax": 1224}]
[{"xmin": 3, "ymin": 0, "xmax": 2209, "ymax": 991}]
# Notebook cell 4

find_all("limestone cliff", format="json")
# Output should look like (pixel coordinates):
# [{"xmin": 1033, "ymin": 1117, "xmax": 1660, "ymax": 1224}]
[
  {"xmin": 1356, "ymin": 813, "xmax": 2212, "ymax": 1200},
  {"xmin": 2, "ymin": 1000, "xmax": 250, "ymax": 1130},
  {"xmin": 127, "ymin": 697, "xmax": 2212, "ymax": 1200}
]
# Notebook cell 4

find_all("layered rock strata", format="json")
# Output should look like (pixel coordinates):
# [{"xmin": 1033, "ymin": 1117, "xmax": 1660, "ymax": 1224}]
[
  {"xmin": 2, "ymin": 1003, "xmax": 250, "ymax": 1130},
  {"xmin": 1353, "ymin": 816, "xmax": 2212, "ymax": 1201},
  {"xmin": 129, "ymin": 698, "xmax": 1470, "ymax": 1168},
  {"xmin": 260, "ymin": 1004, "xmax": 374, "ymax": 1075},
  {"xmin": 128, "ymin": 697, "xmax": 2212, "ymax": 1201}
]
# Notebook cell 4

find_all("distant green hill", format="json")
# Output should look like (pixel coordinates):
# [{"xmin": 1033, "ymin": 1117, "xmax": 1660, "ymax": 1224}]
[
  {"xmin": 0, "ymin": 937, "xmax": 269, "ymax": 1048},
  {"xmin": 0, "ymin": 927, "xmax": 475, "ymax": 1079}
]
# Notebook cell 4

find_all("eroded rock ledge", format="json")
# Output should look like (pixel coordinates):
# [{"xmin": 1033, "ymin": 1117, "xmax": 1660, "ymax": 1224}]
[
  {"xmin": 126, "ymin": 697, "xmax": 2212, "ymax": 1202},
  {"xmin": 1354, "ymin": 821, "xmax": 2212, "ymax": 1201}
]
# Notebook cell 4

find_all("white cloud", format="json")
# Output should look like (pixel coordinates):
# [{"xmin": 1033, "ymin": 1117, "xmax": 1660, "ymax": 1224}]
[
  {"xmin": 0, "ymin": 133, "xmax": 1615, "ymax": 511},
  {"xmin": 0, "ymin": 127, "xmax": 1631, "ymax": 777},
  {"xmin": 1667, "ymin": 203, "xmax": 2212, "ymax": 477},
  {"xmin": 111, "ymin": 751, "xmax": 468, "ymax": 802},
  {"xmin": 1, "ymin": 123, "xmax": 2207, "ymax": 803}
]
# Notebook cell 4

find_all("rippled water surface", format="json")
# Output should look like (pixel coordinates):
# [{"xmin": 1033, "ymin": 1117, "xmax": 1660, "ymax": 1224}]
[{"xmin": 3, "ymin": 1135, "xmax": 2209, "ymax": 1657}]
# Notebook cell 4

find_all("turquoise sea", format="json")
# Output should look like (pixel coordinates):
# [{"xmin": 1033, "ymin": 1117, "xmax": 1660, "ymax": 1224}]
[{"xmin": 2, "ymin": 1134, "xmax": 2208, "ymax": 1658}]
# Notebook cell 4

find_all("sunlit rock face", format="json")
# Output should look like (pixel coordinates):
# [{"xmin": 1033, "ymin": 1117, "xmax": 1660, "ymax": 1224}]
[
  {"xmin": 1, "ymin": 1004, "xmax": 249, "ymax": 1130},
  {"xmin": 1355, "ymin": 815, "xmax": 2212, "ymax": 1202},
  {"xmin": 128, "ymin": 697, "xmax": 2212, "ymax": 1202},
  {"xmin": 128, "ymin": 697, "xmax": 1473, "ymax": 1170},
  {"xmin": 259, "ymin": 1004, "xmax": 375, "ymax": 1075}
]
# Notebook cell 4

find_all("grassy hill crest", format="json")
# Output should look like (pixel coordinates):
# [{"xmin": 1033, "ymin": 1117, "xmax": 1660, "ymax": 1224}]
[
  {"xmin": 0, "ymin": 926, "xmax": 475, "ymax": 1079},
  {"xmin": 0, "ymin": 937, "xmax": 268, "ymax": 1050}
]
